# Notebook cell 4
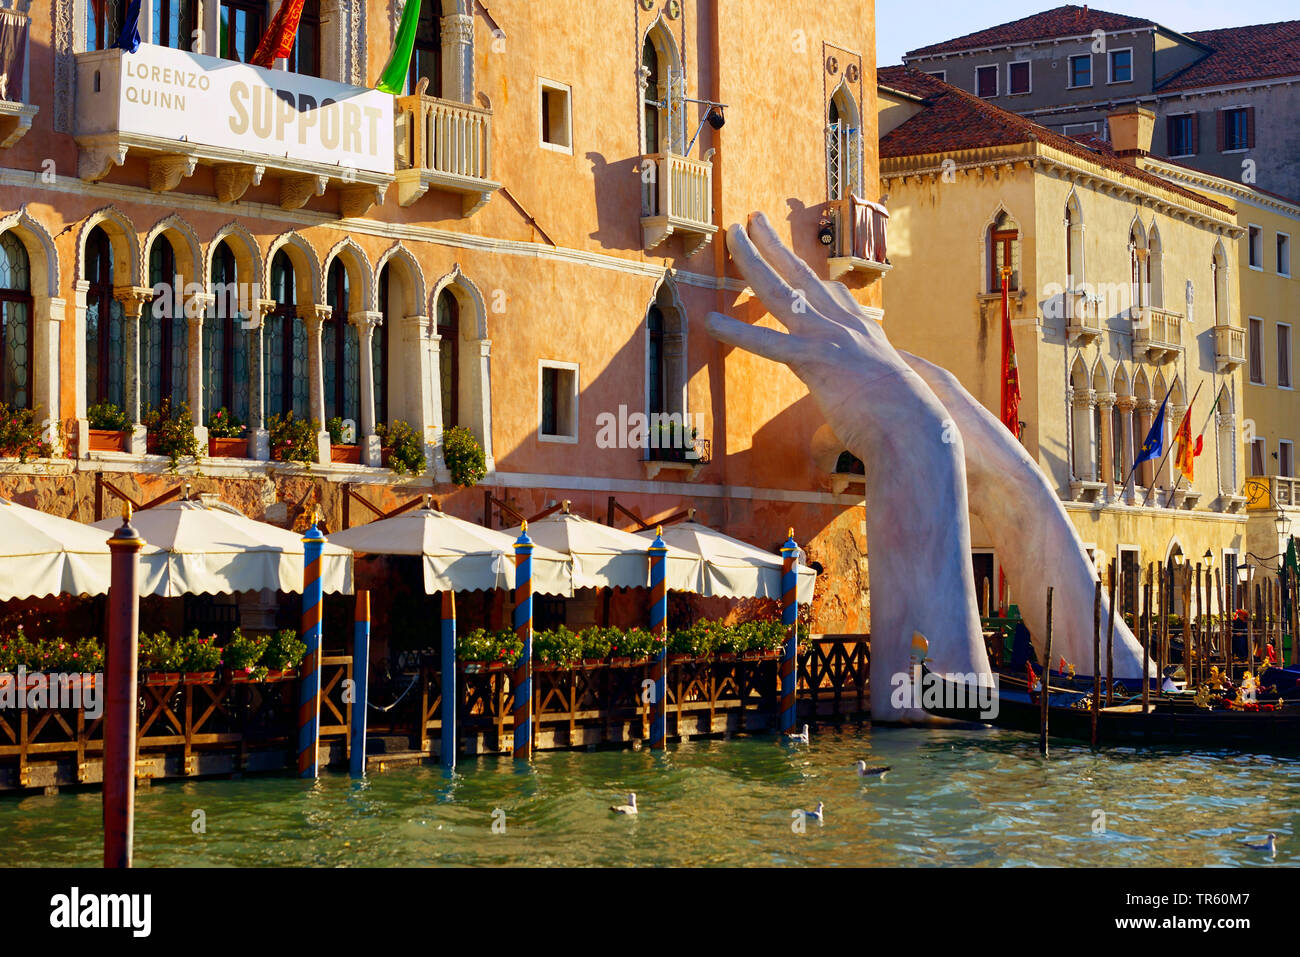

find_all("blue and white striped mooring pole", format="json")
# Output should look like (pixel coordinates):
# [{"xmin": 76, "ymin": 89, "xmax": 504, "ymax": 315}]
[
  {"xmin": 441, "ymin": 590, "xmax": 457, "ymax": 769},
  {"xmin": 779, "ymin": 529, "xmax": 799, "ymax": 734},
  {"xmin": 298, "ymin": 515, "xmax": 325, "ymax": 779},
  {"xmin": 512, "ymin": 522, "xmax": 534, "ymax": 761},
  {"xmin": 349, "ymin": 590, "xmax": 370, "ymax": 778},
  {"xmin": 649, "ymin": 526, "xmax": 668, "ymax": 751}
]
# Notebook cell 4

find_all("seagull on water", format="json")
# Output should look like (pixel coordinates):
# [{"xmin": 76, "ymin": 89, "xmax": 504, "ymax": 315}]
[
  {"xmin": 856, "ymin": 760, "xmax": 891, "ymax": 779},
  {"xmin": 610, "ymin": 792, "xmax": 638, "ymax": 815},
  {"xmin": 1244, "ymin": 833, "xmax": 1277, "ymax": 858},
  {"xmin": 786, "ymin": 724, "xmax": 810, "ymax": 744},
  {"xmin": 804, "ymin": 801, "xmax": 824, "ymax": 823}
]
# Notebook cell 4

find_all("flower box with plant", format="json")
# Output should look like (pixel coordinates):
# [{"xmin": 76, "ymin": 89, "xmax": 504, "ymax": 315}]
[
  {"xmin": 619, "ymin": 626, "xmax": 659, "ymax": 665},
  {"xmin": 221, "ymin": 628, "xmax": 267, "ymax": 679},
  {"xmin": 178, "ymin": 629, "xmax": 222, "ymax": 682},
  {"xmin": 442, "ymin": 425, "xmax": 486, "ymax": 487},
  {"xmin": 0, "ymin": 403, "xmax": 55, "ymax": 462},
  {"xmin": 206, "ymin": 407, "xmax": 247, "ymax": 457},
  {"xmin": 268, "ymin": 411, "xmax": 321, "ymax": 465},
  {"xmin": 646, "ymin": 421, "xmax": 700, "ymax": 463},
  {"xmin": 576, "ymin": 626, "xmax": 616, "ymax": 666},
  {"xmin": 138, "ymin": 631, "xmax": 184, "ymax": 684},
  {"xmin": 456, "ymin": 628, "xmax": 522, "ymax": 672},
  {"xmin": 263, "ymin": 628, "xmax": 306, "ymax": 677},
  {"xmin": 143, "ymin": 400, "xmax": 202, "ymax": 471},
  {"xmin": 376, "ymin": 419, "xmax": 426, "ymax": 476},
  {"xmin": 87, "ymin": 400, "xmax": 131, "ymax": 453},
  {"xmin": 534, "ymin": 626, "xmax": 582, "ymax": 669},
  {"xmin": 326, "ymin": 416, "xmax": 362, "ymax": 464}
]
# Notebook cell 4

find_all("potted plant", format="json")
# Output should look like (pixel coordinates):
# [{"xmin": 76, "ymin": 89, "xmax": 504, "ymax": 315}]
[
  {"xmin": 620, "ymin": 626, "xmax": 658, "ymax": 666},
  {"xmin": 534, "ymin": 626, "xmax": 581, "ymax": 670},
  {"xmin": 579, "ymin": 626, "xmax": 614, "ymax": 667},
  {"xmin": 143, "ymin": 400, "xmax": 202, "ymax": 471},
  {"xmin": 139, "ymin": 631, "xmax": 183, "ymax": 686},
  {"xmin": 376, "ymin": 419, "xmax": 426, "ymax": 475},
  {"xmin": 263, "ymin": 628, "xmax": 306, "ymax": 679},
  {"xmin": 222, "ymin": 628, "xmax": 267, "ymax": 681},
  {"xmin": 87, "ymin": 400, "xmax": 131, "ymax": 453},
  {"xmin": 178, "ymin": 629, "xmax": 222, "ymax": 683},
  {"xmin": 268, "ymin": 411, "xmax": 320, "ymax": 465},
  {"xmin": 326, "ymin": 416, "xmax": 361, "ymax": 464},
  {"xmin": 443, "ymin": 425, "xmax": 487, "ymax": 487},
  {"xmin": 206, "ymin": 407, "xmax": 247, "ymax": 458}
]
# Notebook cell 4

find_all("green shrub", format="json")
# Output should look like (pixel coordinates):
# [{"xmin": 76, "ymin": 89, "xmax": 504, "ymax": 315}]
[
  {"xmin": 264, "ymin": 629, "xmax": 307, "ymax": 670},
  {"xmin": 176, "ymin": 630, "xmax": 222, "ymax": 672},
  {"xmin": 268, "ymin": 411, "xmax": 320, "ymax": 464},
  {"xmin": 138, "ymin": 631, "xmax": 184, "ymax": 672},
  {"xmin": 618, "ymin": 626, "xmax": 661, "ymax": 659},
  {"xmin": 326, "ymin": 415, "xmax": 356, "ymax": 446},
  {"xmin": 206, "ymin": 407, "xmax": 245, "ymax": 438},
  {"xmin": 534, "ymin": 626, "xmax": 583, "ymax": 665},
  {"xmin": 457, "ymin": 628, "xmax": 522, "ymax": 666},
  {"xmin": 87, "ymin": 400, "xmax": 131, "ymax": 432},
  {"xmin": 443, "ymin": 425, "xmax": 486, "ymax": 487},
  {"xmin": 143, "ymin": 399, "xmax": 201, "ymax": 471},
  {"xmin": 377, "ymin": 419, "xmax": 426, "ymax": 476},
  {"xmin": 0, "ymin": 403, "xmax": 54, "ymax": 462},
  {"xmin": 222, "ymin": 629, "xmax": 267, "ymax": 671}
]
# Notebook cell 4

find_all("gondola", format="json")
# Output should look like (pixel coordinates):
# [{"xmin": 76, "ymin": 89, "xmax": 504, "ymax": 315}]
[{"xmin": 921, "ymin": 664, "xmax": 1300, "ymax": 750}]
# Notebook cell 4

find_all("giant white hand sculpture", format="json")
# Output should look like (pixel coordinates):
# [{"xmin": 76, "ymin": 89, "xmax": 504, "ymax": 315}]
[{"xmin": 705, "ymin": 214, "xmax": 1151, "ymax": 720}]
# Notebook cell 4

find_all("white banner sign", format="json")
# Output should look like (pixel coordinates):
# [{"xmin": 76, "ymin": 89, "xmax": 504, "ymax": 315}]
[{"xmin": 111, "ymin": 43, "xmax": 394, "ymax": 175}]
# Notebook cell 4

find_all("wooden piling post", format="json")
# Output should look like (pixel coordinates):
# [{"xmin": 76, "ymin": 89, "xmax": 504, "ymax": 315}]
[
  {"xmin": 1247, "ymin": 569, "xmax": 1255, "ymax": 680},
  {"xmin": 1195, "ymin": 563, "xmax": 1205, "ymax": 688},
  {"xmin": 1142, "ymin": 571, "xmax": 1151, "ymax": 716},
  {"xmin": 1091, "ymin": 578, "xmax": 1100, "ymax": 750},
  {"xmin": 350, "ymin": 590, "xmax": 370, "ymax": 778},
  {"xmin": 104, "ymin": 507, "xmax": 143, "ymax": 868},
  {"xmin": 1041, "ymin": 587, "xmax": 1053, "ymax": 757},
  {"xmin": 511, "ymin": 523, "xmax": 534, "ymax": 761},
  {"xmin": 297, "ymin": 518, "xmax": 325, "ymax": 779},
  {"xmin": 441, "ymin": 590, "xmax": 457, "ymax": 769},
  {"xmin": 648, "ymin": 527, "xmax": 669, "ymax": 749},
  {"xmin": 1106, "ymin": 560, "xmax": 1117, "ymax": 707}
]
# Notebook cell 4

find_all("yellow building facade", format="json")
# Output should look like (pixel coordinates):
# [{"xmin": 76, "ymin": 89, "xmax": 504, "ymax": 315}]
[{"xmin": 879, "ymin": 69, "xmax": 1249, "ymax": 614}]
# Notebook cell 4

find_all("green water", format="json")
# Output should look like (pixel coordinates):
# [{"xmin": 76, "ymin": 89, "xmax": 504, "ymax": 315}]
[{"xmin": 2, "ymin": 725, "xmax": 1297, "ymax": 867}]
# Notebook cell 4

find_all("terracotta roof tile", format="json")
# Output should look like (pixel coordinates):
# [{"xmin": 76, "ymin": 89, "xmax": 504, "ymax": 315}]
[
  {"xmin": 1158, "ymin": 21, "xmax": 1300, "ymax": 91},
  {"xmin": 905, "ymin": 5, "xmax": 1154, "ymax": 58},
  {"xmin": 877, "ymin": 66, "xmax": 1234, "ymax": 214}
]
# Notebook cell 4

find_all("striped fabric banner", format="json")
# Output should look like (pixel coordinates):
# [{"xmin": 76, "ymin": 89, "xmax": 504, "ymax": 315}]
[
  {"xmin": 297, "ymin": 521, "xmax": 325, "ymax": 778},
  {"xmin": 511, "ymin": 523, "xmax": 534, "ymax": 761},
  {"xmin": 648, "ymin": 527, "xmax": 668, "ymax": 750},
  {"xmin": 779, "ymin": 529, "xmax": 799, "ymax": 734}
]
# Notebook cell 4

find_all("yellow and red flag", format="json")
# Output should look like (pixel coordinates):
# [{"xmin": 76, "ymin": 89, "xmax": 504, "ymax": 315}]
[
  {"xmin": 250, "ymin": 0, "xmax": 306, "ymax": 68},
  {"xmin": 1000, "ymin": 269, "xmax": 1022, "ymax": 439},
  {"xmin": 1173, "ymin": 404, "xmax": 1203, "ymax": 481}
]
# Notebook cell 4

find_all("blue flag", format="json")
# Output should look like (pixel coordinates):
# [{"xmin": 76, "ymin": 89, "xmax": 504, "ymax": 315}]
[
  {"xmin": 114, "ymin": 0, "xmax": 142, "ymax": 53},
  {"xmin": 1134, "ymin": 392, "xmax": 1169, "ymax": 466}
]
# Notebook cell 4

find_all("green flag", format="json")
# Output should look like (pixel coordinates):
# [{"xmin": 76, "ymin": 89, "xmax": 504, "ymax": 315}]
[{"xmin": 376, "ymin": 0, "xmax": 422, "ymax": 95}]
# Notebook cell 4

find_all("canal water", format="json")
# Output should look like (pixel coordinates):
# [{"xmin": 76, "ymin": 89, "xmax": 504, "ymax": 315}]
[{"xmin": 2, "ymin": 725, "xmax": 1297, "ymax": 867}]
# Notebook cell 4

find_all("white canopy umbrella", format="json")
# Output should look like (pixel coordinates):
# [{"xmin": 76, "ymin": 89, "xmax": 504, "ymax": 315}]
[
  {"xmin": 0, "ymin": 497, "xmax": 164, "ymax": 599},
  {"xmin": 637, "ymin": 520, "xmax": 817, "ymax": 603},
  {"xmin": 91, "ymin": 498, "xmax": 353, "ymax": 596},
  {"xmin": 328, "ymin": 504, "xmax": 573, "ymax": 596},
  {"xmin": 501, "ymin": 508, "xmax": 703, "ymax": 592}
]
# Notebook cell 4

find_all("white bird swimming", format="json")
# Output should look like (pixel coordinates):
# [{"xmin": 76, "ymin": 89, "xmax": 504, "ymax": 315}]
[
  {"xmin": 1244, "ymin": 833, "xmax": 1277, "ymax": 857},
  {"xmin": 610, "ymin": 792, "xmax": 638, "ymax": 815},
  {"xmin": 804, "ymin": 801, "xmax": 824, "ymax": 823},
  {"xmin": 856, "ymin": 760, "xmax": 890, "ymax": 778},
  {"xmin": 786, "ymin": 724, "xmax": 810, "ymax": 744}
]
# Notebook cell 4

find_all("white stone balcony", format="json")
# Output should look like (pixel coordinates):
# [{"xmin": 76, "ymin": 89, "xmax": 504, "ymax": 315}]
[
  {"xmin": 825, "ymin": 197, "xmax": 890, "ymax": 281},
  {"xmin": 1214, "ymin": 323, "xmax": 1246, "ymax": 372},
  {"xmin": 641, "ymin": 150, "xmax": 717, "ymax": 257},
  {"xmin": 1064, "ymin": 290, "xmax": 1100, "ymax": 344},
  {"xmin": 394, "ymin": 93, "xmax": 499, "ymax": 215},
  {"xmin": 1134, "ymin": 306, "xmax": 1184, "ymax": 362},
  {"xmin": 73, "ymin": 44, "xmax": 393, "ymax": 215}
]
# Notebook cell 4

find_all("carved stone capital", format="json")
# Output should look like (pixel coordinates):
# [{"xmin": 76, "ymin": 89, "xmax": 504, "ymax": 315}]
[
  {"xmin": 1137, "ymin": 399, "xmax": 1158, "ymax": 414},
  {"xmin": 1095, "ymin": 391, "xmax": 1117, "ymax": 411},
  {"xmin": 1116, "ymin": 395, "xmax": 1137, "ymax": 413},
  {"xmin": 113, "ymin": 285, "xmax": 156, "ymax": 319},
  {"xmin": 1071, "ymin": 388, "xmax": 1096, "ymax": 410},
  {"xmin": 303, "ymin": 303, "xmax": 333, "ymax": 329},
  {"xmin": 349, "ymin": 309, "xmax": 383, "ymax": 331},
  {"xmin": 440, "ymin": 13, "xmax": 474, "ymax": 45}
]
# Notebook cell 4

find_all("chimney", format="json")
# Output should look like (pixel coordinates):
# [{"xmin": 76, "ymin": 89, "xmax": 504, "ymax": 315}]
[{"xmin": 1106, "ymin": 106, "xmax": 1155, "ymax": 162}]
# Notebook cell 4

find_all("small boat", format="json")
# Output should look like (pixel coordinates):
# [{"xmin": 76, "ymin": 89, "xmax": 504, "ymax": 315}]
[{"xmin": 921, "ymin": 665, "xmax": 1300, "ymax": 750}]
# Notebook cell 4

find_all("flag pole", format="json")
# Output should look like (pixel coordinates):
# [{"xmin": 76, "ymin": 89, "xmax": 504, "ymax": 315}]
[
  {"xmin": 1165, "ymin": 382, "xmax": 1222, "ymax": 508},
  {"xmin": 1123, "ymin": 378, "xmax": 1176, "ymax": 506},
  {"xmin": 1138, "ymin": 379, "xmax": 1186, "ymax": 508}
]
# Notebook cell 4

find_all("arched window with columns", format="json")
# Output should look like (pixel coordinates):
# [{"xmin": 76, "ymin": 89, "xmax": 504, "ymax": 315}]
[
  {"xmin": 429, "ymin": 270, "xmax": 492, "ymax": 469},
  {"xmin": 640, "ymin": 19, "xmax": 684, "ymax": 156},
  {"xmin": 265, "ymin": 250, "xmax": 308, "ymax": 419},
  {"xmin": 1212, "ymin": 241, "xmax": 1229, "ymax": 326},
  {"xmin": 1069, "ymin": 356, "xmax": 1093, "ymax": 481},
  {"xmin": 409, "ymin": 0, "xmax": 444, "ymax": 96},
  {"xmin": 827, "ymin": 82, "xmax": 864, "ymax": 202},
  {"xmin": 988, "ymin": 211, "xmax": 1020, "ymax": 293},
  {"xmin": 84, "ymin": 225, "xmax": 124, "ymax": 409},
  {"xmin": 1092, "ymin": 362, "xmax": 1110, "ymax": 485},
  {"xmin": 323, "ymin": 258, "xmax": 360, "ymax": 427},
  {"xmin": 375, "ymin": 265, "xmax": 392, "ymax": 427},
  {"xmin": 143, "ymin": 235, "xmax": 188, "ymax": 411},
  {"xmin": 1111, "ymin": 365, "xmax": 1131, "ymax": 488},
  {"xmin": 203, "ymin": 240, "xmax": 250, "ymax": 427},
  {"xmin": 1148, "ymin": 225, "xmax": 1164, "ymax": 309},
  {"xmin": 435, "ymin": 287, "xmax": 459, "ymax": 428},
  {"xmin": 1129, "ymin": 220, "xmax": 1149, "ymax": 312},
  {"xmin": 1064, "ymin": 192, "xmax": 1084, "ymax": 289},
  {"xmin": 645, "ymin": 277, "xmax": 686, "ymax": 425},
  {"xmin": 0, "ymin": 231, "xmax": 32, "ymax": 409}
]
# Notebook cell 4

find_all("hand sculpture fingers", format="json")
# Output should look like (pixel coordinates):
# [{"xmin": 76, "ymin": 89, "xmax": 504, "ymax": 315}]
[
  {"xmin": 725, "ymin": 224, "xmax": 842, "ymax": 340},
  {"xmin": 705, "ymin": 312, "xmax": 821, "ymax": 369}
]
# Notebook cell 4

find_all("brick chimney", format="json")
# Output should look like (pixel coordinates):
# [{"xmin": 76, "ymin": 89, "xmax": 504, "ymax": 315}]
[{"xmin": 1106, "ymin": 106, "xmax": 1155, "ymax": 161}]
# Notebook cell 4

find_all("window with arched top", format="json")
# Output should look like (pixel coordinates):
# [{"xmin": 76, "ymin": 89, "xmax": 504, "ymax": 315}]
[
  {"xmin": 1148, "ymin": 228, "xmax": 1164, "ymax": 309},
  {"xmin": 1064, "ymin": 195, "xmax": 1083, "ymax": 287},
  {"xmin": 0, "ymin": 232, "xmax": 32, "ymax": 409},
  {"xmin": 436, "ymin": 287, "xmax": 460, "ymax": 428},
  {"xmin": 143, "ymin": 236, "xmax": 188, "ymax": 411},
  {"xmin": 264, "ymin": 250, "xmax": 308, "ymax": 419},
  {"xmin": 374, "ymin": 265, "xmax": 392, "ymax": 426},
  {"xmin": 647, "ymin": 303, "xmax": 665, "ymax": 417},
  {"xmin": 1212, "ymin": 244, "xmax": 1229, "ymax": 326},
  {"xmin": 641, "ymin": 23, "xmax": 684, "ymax": 155},
  {"xmin": 1129, "ymin": 222, "xmax": 1148, "ymax": 310},
  {"xmin": 84, "ymin": 225, "xmax": 124, "ymax": 409},
  {"xmin": 988, "ymin": 212, "xmax": 1020, "ymax": 293},
  {"xmin": 827, "ymin": 87, "xmax": 864, "ymax": 201},
  {"xmin": 408, "ymin": 0, "xmax": 444, "ymax": 97},
  {"xmin": 203, "ymin": 241, "xmax": 250, "ymax": 427},
  {"xmin": 323, "ymin": 259, "xmax": 359, "ymax": 426},
  {"xmin": 645, "ymin": 282, "xmax": 686, "ymax": 428}
]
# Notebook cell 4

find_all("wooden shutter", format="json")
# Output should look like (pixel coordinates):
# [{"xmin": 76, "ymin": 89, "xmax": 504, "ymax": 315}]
[
  {"xmin": 1189, "ymin": 112, "xmax": 1199, "ymax": 155},
  {"xmin": 1246, "ymin": 106, "xmax": 1256, "ymax": 149},
  {"xmin": 1216, "ymin": 109, "xmax": 1225, "ymax": 152},
  {"xmin": 1165, "ymin": 115, "xmax": 1177, "ymax": 154}
]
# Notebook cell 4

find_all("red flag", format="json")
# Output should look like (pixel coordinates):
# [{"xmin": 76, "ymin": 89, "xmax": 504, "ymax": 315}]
[
  {"xmin": 1000, "ymin": 270, "xmax": 1022, "ymax": 438},
  {"xmin": 250, "ymin": 0, "xmax": 306, "ymax": 68},
  {"xmin": 1174, "ymin": 403, "xmax": 1203, "ymax": 481}
]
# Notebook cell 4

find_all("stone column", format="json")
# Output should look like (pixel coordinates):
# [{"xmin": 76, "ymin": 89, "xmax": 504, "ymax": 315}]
[
  {"xmin": 1216, "ymin": 410, "xmax": 1236, "ymax": 498},
  {"xmin": 473, "ymin": 337, "xmax": 494, "ymax": 473},
  {"xmin": 440, "ymin": 12, "xmax": 475, "ymax": 103},
  {"xmin": 1136, "ymin": 399, "xmax": 1156, "ymax": 494},
  {"xmin": 351, "ymin": 310, "xmax": 383, "ymax": 467},
  {"xmin": 1096, "ymin": 391, "xmax": 1116, "ymax": 497},
  {"xmin": 114, "ymin": 285, "xmax": 156, "ymax": 455},
  {"xmin": 33, "ymin": 296, "xmax": 65, "ymax": 455},
  {"xmin": 247, "ymin": 299, "xmax": 276, "ymax": 461},
  {"xmin": 1162, "ymin": 404, "xmax": 1186, "ymax": 499},
  {"xmin": 303, "ymin": 303, "xmax": 332, "ymax": 465},
  {"xmin": 1071, "ymin": 388, "xmax": 1097, "ymax": 482},
  {"xmin": 187, "ymin": 293, "xmax": 214, "ymax": 449},
  {"xmin": 1117, "ymin": 395, "xmax": 1136, "ymax": 503}
]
